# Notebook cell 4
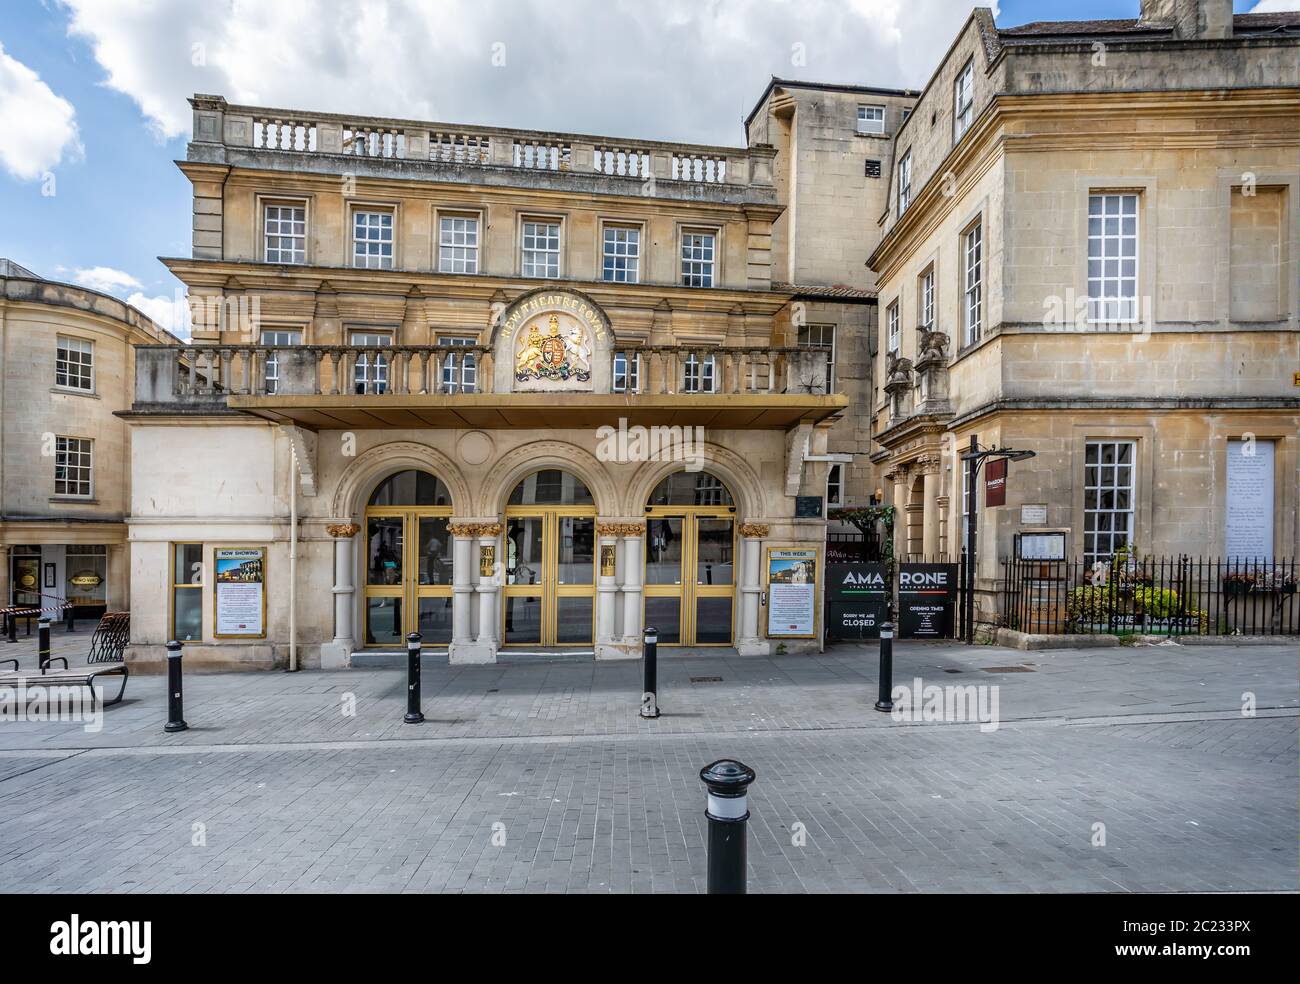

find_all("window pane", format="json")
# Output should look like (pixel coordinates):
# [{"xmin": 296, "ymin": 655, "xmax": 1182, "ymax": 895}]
[
  {"xmin": 646, "ymin": 518, "xmax": 683, "ymax": 585},
  {"xmin": 173, "ymin": 589, "xmax": 202, "ymax": 642},
  {"xmin": 644, "ymin": 596, "xmax": 681, "ymax": 645}
]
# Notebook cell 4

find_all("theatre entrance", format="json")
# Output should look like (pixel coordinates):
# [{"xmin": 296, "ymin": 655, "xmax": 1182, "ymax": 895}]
[
  {"xmin": 503, "ymin": 469, "xmax": 597, "ymax": 646},
  {"xmin": 362, "ymin": 470, "xmax": 453, "ymax": 647},
  {"xmin": 643, "ymin": 471, "xmax": 736, "ymax": 646}
]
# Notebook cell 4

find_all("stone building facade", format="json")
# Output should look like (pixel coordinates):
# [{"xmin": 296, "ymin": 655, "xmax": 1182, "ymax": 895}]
[
  {"xmin": 745, "ymin": 80, "xmax": 918, "ymax": 511},
  {"xmin": 124, "ymin": 97, "xmax": 855, "ymax": 669},
  {"xmin": 866, "ymin": 2, "xmax": 1300, "ymax": 620},
  {"xmin": 0, "ymin": 260, "xmax": 180, "ymax": 621}
]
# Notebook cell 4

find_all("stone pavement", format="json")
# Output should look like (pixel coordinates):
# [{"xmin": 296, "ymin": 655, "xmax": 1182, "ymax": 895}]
[{"xmin": 0, "ymin": 638, "xmax": 1294, "ymax": 893}]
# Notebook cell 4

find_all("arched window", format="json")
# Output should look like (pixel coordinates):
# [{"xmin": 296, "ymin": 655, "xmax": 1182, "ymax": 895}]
[
  {"xmin": 647, "ymin": 471, "xmax": 733, "ymax": 507},
  {"xmin": 368, "ymin": 470, "xmax": 452, "ymax": 507},
  {"xmin": 507, "ymin": 469, "xmax": 594, "ymax": 506}
]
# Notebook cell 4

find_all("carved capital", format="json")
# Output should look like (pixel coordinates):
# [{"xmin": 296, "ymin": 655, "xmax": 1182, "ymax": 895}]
[
  {"xmin": 449, "ymin": 522, "xmax": 503, "ymax": 538},
  {"xmin": 739, "ymin": 522, "xmax": 770, "ymax": 538},
  {"xmin": 596, "ymin": 522, "xmax": 646, "ymax": 537},
  {"xmin": 326, "ymin": 523, "xmax": 360, "ymax": 538}
]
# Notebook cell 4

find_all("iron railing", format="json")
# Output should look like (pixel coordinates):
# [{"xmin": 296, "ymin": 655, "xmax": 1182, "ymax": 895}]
[{"xmin": 1001, "ymin": 555, "xmax": 1299, "ymax": 637}]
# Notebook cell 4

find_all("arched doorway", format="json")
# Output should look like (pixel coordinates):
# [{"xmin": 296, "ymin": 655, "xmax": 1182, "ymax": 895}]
[
  {"xmin": 363, "ymin": 469, "xmax": 453, "ymax": 647},
  {"xmin": 644, "ymin": 471, "xmax": 736, "ymax": 646},
  {"xmin": 503, "ymin": 469, "xmax": 596, "ymax": 646}
]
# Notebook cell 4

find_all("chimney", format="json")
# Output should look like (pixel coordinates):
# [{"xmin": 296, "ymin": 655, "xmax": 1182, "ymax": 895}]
[{"xmin": 1138, "ymin": 0, "xmax": 1233, "ymax": 39}]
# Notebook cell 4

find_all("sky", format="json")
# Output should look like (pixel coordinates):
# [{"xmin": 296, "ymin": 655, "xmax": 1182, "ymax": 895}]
[{"xmin": 0, "ymin": 0, "xmax": 1292, "ymax": 339}]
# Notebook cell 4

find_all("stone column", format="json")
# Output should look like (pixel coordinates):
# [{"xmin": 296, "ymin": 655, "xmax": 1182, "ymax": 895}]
[
  {"xmin": 594, "ymin": 523, "xmax": 627, "ymax": 659},
  {"xmin": 736, "ymin": 522, "xmax": 769, "ymax": 656},
  {"xmin": 106, "ymin": 542, "xmax": 128, "ymax": 610},
  {"xmin": 920, "ymin": 455, "xmax": 942, "ymax": 558},
  {"xmin": 887, "ymin": 466, "xmax": 910, "ymax": 560},
  {"xmin": 449, "ymin": 525, "xmax": 475, "ymax": 648},
  {"xmin": 322, "ymin": 523, "xmax": 359, "ymax": 669},
  {"xmin": 618, "ymin": 523, "xmax": 645, "ymax": 648},
  {"xmin": 454, "ymin": 522, "xmax": 501, "ymax": 664}
]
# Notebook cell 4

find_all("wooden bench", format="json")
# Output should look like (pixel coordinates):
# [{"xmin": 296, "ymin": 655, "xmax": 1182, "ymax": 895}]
[{"xmin": 0, "ymin": 612, "xmax": 130, "ymax": 707}]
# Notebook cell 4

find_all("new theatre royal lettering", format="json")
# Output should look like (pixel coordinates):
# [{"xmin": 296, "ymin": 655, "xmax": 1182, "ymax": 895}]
[{"xmin": 501, "ymin": 291, "xmax": 609, "ymax": 393}]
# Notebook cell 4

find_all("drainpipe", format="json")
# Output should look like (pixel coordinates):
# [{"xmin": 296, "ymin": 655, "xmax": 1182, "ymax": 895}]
[{"xmin": 288, "ymin": 447, "xmax": 298, "ymax": 672}]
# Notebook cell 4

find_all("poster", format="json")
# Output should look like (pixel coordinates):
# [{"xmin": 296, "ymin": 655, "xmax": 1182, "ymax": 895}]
[
  {"xmin": 766, "ymin": 548, "xmax": 818, "ymax": 638},
  {"xmin": 214, "ymin": 547, "xmax": 266, "ymax": 638},
  {"xmin": 1225, "ymin": 439, "xmax": 1274, "ymax": 561},
  {"xmin": 825, "ymin": 562, "xmax": 888, "ymax": 640},
  {"xmin": 898, "ymin": 562, "xmax": 957, "ymax": 639}
]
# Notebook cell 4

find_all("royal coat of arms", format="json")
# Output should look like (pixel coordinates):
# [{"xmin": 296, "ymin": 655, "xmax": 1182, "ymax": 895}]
[{"xmin": 515, "ymin": 313, "xmax": 592, "ymax": 383}]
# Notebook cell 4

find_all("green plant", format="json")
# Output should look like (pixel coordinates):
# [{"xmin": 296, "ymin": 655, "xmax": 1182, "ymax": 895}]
[
  {"xmin": 1066, "ymin": 585, "xmax": 1111, "ymax": 622},
  {"xmin": 1131, "ymin": 586, "xmax": 1181, "ymax": 618}
]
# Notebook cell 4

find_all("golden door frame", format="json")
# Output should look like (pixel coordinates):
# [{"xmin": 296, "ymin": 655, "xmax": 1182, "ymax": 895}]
[
  {"xmin": 502, "ymin": 505, "xmax": 598, "ymax": 646},
  {"xmin": 643, "ymin": 505, "xmax": 737, "ymax": 647},
  {"xmin": 362, "ymin": 504, "xmax": 453, "ymax": 647}
]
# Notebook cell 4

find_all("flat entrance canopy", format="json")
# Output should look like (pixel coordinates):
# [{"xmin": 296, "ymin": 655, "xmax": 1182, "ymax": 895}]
[{"xmin": 226, "ymin": 392, "xmax": 847, "ymax": 429}]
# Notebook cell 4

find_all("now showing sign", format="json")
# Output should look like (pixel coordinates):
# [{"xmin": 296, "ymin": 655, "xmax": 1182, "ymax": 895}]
[
  {"xmin": 898, "ymin": 563, "xmax": 958, "ymax": 639},
  {"xmin": 826, "ymin": 562, "xmax": 888, "ymax": 640}
]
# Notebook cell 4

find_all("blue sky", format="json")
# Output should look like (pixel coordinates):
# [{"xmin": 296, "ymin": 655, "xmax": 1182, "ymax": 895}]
[{"xmin": 0, "ymin": 0, "xmax": 1287, "ymax": 337}]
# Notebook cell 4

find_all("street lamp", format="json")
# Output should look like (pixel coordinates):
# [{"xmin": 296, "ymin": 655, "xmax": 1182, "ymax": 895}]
[{"xmin": 960, "ymin": 438, "xmax": 1036, "ymax": 644}]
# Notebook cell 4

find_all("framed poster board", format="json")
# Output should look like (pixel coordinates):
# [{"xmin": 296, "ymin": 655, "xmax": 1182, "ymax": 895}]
[
  {"xmin": 898, "ymin": 562, "xmax": 958, "ymax": 639},
  {"xmin": 213, "ymin": 546, "xmax": 267, "ymax": 638},
  {"xmin": 766, "ymin": 548, "xmax": 819, "ymax": 638},
  {"xmin": 825, "ymin": 562, "xmax": 888, "ymax": 640}
]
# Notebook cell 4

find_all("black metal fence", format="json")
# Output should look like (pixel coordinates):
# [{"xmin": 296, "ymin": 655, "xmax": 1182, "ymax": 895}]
[
  {"xmin": 1001, "ymin": 556, "xmax": 1299, "ymax": 637},
  {"xmin": 827, "ymin": 530, "xmax": 882, "ymax": 563}
]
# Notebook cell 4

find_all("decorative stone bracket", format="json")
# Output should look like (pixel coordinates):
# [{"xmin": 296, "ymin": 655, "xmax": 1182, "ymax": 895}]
[{"xmin": 280, "ymin": 424, "xmax": 318, "ymax": 497}]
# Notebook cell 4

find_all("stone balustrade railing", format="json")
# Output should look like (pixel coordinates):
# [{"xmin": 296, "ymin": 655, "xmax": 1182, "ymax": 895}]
[
  {"xmin": 133, "ymin": 344, "xmax": 833, "ymax": 407},
  {"xmin": 190, "ymin": 95, "xmax": 775, "ymax": 191}
]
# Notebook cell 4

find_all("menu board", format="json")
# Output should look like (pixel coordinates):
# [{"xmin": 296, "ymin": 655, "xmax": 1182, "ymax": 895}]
[
  {"xmin": 766, "ymin": 548, "xmax": 819, "ymax": 638},
  {"xmin": 825, "ymin": 562, "xmax": 888, "ymax": 640},
  {"xmin": 898, "ymin": 562, "xmax": 958, "ymax": 639},
  {"xmin": 214, "ymin": 547, "xmax": 266, "ymax": 638},
  {"xmin": 1225, "ymin": 439, "xmax": 1274, "ymax": 561}
]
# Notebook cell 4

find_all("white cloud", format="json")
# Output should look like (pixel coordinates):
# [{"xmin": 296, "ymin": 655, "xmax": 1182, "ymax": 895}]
[
  {"xmin": 59, "ymin": 0, "xmax": 984, "ymax": 146},
  {"xmin": 73, "ymin": 266, "xmax": 143, "ymax": 294},
  {"xmin": 0, "ymin": 41, "xmax": 83, "ymax": 180},
  {"xmin": 1250, "ymin": 0, "xmax": 1300, "ymax": 11},
  {"xmin": 127, "ymin": 290, "xmax": 191, "ymax": 340}
]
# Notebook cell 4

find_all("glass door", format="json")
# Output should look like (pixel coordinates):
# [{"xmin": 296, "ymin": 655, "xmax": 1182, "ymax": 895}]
[
  {"xmin": 643, "ymin": 513, "xmax": 734, "ymax": 646},
  {"xmin": 503, "ymin": 509, "xmax": 595, "ymax": 646},
  {"xmin": 363, "ymin": 510, "xmax": 453, "ymax": 646}
]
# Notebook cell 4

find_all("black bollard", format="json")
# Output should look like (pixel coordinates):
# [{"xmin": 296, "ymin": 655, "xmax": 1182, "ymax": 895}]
[
  {"xmin": 5, "ymin": 613, "xmax": 15, "ymax": 644},
  {"xmin": 874, "ymin": 620, "xmax": 895, "ymax": 712},
  {"xmin": 700, "ymin": 759, "xmax": 755, "ymax": 894},
  {"xmin": 640, "ymin": 625, "xmax": 659, "ymax": 719},
  {"xmin": 164, "ymin": 639, "xmax": 188, "ymax": 732},
  {"xmin": 404, "ymin": 631, "xmax": 424, "ymax": 724},
  {"xmin": 37, "ymin": 616, "xmax": 51, "ymax": 671},
  {"xmin": 65, "ymin": 606, "xmax": 75, "ymax": 633}
]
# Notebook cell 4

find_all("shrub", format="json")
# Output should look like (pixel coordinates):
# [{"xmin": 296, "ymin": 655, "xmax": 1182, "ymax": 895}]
[
  {"xmin": 1132, "ymin": 586, "xmax": 1181, "ymax": 618},
  {"xmin": 1067, "ymin": 586, "xmax": 1111, "ymax": 622}
]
